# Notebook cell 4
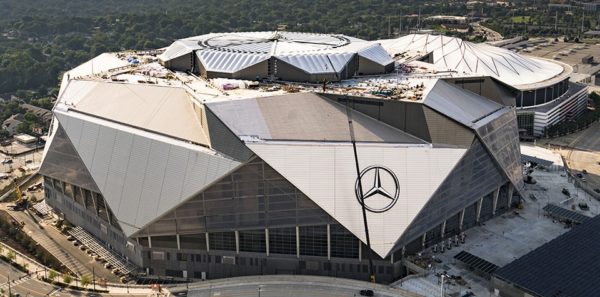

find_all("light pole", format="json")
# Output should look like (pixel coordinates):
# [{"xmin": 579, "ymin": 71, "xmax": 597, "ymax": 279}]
[{"xmin": 440, "ymin": 274, "xmax": 445, "ymax": 297}]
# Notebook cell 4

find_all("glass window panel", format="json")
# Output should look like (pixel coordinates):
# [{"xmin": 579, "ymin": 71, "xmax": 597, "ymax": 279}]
[
  {"xmin": 299, "ymin": 225, "xmax": 327, "ymax": 257},
  {"xmin": 209, "ymin": 231, "xmax": 236, "ymax": 251},
  {"xmin": 64, "ymin": 183, "xmax": 74, "ymax": 199},
  {"xmin": 95, "ymin": 193, "xmax": 109, "ymax": 222},
  {"xmin": 269, "ymin": 227, "xmax": 296, "ymax": 255},
  {"xmin": 152, "ymin": 235, "xmax": 178, "ymax": 249},
  {"xmin": 239, "ymin": 229, "xmax": 266, "ymax": 253},
  {"xmin": 180, "ymin": 234, "xmax": 207, "ymax": 250},
  {"xmin": 73, "ymin": 185, "xmax": 84, "ymax": 206},
  {"xmin": 330, "ymin": 224, "xmax": 358, "ymax": 259}
]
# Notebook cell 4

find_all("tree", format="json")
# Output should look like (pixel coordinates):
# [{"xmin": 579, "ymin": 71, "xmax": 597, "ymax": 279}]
[
  {"xmin": 48, "ymin": 269, "xmax": 58, "ymax": 282},
  {"xmin": 7, "ymin": 251, "xmax": 16, "ymax": 262},
  {"xmin": 62, "ymin": 273, "xmax": 72, "ymax": 286},
  {"xmin": 80, "ymin": 274, "xmax": 91, "ymax": 288}
]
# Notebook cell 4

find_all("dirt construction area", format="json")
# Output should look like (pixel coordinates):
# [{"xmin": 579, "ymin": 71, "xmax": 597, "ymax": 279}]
[{"xmin": 538, "ymin": 120, "xmax": 600, "ymax": 196}]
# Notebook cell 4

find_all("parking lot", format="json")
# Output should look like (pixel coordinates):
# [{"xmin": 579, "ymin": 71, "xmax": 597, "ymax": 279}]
[{"xmin": 522, "ymin": 39, "xmax": 600, "ymax": 67}]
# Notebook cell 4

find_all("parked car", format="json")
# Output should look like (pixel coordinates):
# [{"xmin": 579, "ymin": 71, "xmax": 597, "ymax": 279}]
[
  {"xmin": 360, "ymin": 290, "xmax": 374, "ymax": 297},
  {"xmin": 562, "ymin": 188, "xmax": 571, "ymax": 197},
  {"xmin": 594, "ymin": 188, "xmax": 600, "ymax": 194},
  {"xmin": 579, "ymin": 203, "xmax": 590, "ymax": 211},
  {"xmin": 576, "ymin": 173, "xmax": 583, "ymax": 178}
]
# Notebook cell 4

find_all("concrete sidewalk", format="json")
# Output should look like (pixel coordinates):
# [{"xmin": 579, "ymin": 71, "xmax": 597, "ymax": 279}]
[{"xmin": 0, "ymin": 241, "xmax": 151, "ymax": 295}]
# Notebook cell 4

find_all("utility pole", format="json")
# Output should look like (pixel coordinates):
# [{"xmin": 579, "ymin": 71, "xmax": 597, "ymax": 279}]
[
  {"xmin": 440, "ymin": 274, "xmax": 445, "ymax": 297},
  {"xmin": 555, "ymin": 11, "xmax": 558, "ymax": 32},
  {"xmin": 93, "ymin": 267, "xmax": 96, "ymax": 291},
  {"xmin": 399, "ymin": 13, "xmax": 402, "ymax": 34},
  {"xmin": 388, "ymin": 15, "xmax": 391, "ymax": 37},
  {"xmin": 581, "ymin": 11, "xmax": 585, "ymax": 35},
  {"xmin": 417, "ymin": 7, "xmax": 421, "ymax": 31}
]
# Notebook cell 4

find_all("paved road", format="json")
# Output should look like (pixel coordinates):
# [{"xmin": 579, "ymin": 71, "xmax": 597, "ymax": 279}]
[
  {"xmin": 0, "ymin": 258, "xmax": 146, "ymax": 297},
  {"xmin": 1, "ymin": 205, "xmax": 119, "ymax": 282},
  {"xmin": 0, "ymin": 257, "xmax": 25, "ymax": 284},
  {"xmin": 169, "ymin": 275, "xmax": 421, "ymax": 297}
]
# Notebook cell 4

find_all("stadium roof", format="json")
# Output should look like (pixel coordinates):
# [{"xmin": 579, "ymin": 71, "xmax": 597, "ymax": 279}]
[
  {"xmin": 207, "ymin": 92, "xmax": 427, "ymax": 143},
  {"xmin": 57, "ymin": 80, "xmax": 209, "ymax": 145},
  {"xmin": 159, "ymin": 31, "xmax": 394, "ymax": 77},
  {"xmin": 424, "ymin": 79, "xmax": 503, "ymax": 128},
  {"xmin": 494, "ymin": 215, "xmax": 600, "ymax": 297},
  {"xmin": 380, "ymin": 34, "xmax": 570, "ymax": 90}
]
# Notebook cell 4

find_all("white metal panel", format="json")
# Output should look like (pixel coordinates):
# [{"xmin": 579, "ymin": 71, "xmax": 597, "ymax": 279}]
[
  {"xmin": 198, "ymin": 50, "xmax": 269, "ymax": 73},
  {"xmin": 247, "ymin": 142, "xmax": 466, "ymax": 257},
  {"xmin": 158, "ymin": 39, "xmax": 200, "ymax": 61},
  {"xmin": 137, "ymin": 140, "xmax": 170, "ymax": 228},
  {"xmin": 56, "ymin": 110, "xmax": 241, "ymax": 237},
  {"xmin": 277, "ymin": 54, "xmax": 336, "ymax": 74},
  {"xmin": 104, "ymin": 130, "xmax": 134, "ymax": 219},
  {"xmin": 327, "ymin": 53, "xmax": 355, "ymax": 72},
  {"xmin": 118, "ymin": 135, "xmax": 152, "ymax": 225},
  {"xmin": 424, "ymin": 79, "xmax": 503, "ymax": 127},
  {"xmin": 157, "ymin": 145, "xmax": 189, "ymax": 215},
  {"xmin": 68, "ymin": 53, "xmax": 129, "ymax": 78},
  {"xmin": 67, "ymin": 82, "xmax": 208, "ymax": 145},
  {"xmin": 77, "ymin": 121, "xmax": 101, "ymax": 167},
  {"xmin": 358, "ymin": 44, "xmax": 394, "ymax": 66},
  {"xmin": 89, "ymin": 125, "xmax": 117, "ymax": 191},
  {"xmin": 380, "ymin": 34, "xmax": 565, "ymax": 87}
]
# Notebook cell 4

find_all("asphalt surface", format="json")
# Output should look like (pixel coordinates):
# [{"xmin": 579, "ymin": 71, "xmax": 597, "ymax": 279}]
[
  {"xmin": 1, "ymin": 205, "xmax": 119, "ymax": 282},
  {"xmin": 169, "ymin": 275, "xmax": 421, "ymax": 297},
  {"xmin": 541, "ymin": 120, "xmax": 600, "ymax": 193},
  {"xmin": 0, "ymin": 258, "xmax": 146, "ymax": 297}
]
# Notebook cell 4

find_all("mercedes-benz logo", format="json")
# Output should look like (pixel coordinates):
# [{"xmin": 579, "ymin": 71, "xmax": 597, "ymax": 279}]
[{"xmin": 355, "ymin": 166, "xmax": 400, "ymax": 213}]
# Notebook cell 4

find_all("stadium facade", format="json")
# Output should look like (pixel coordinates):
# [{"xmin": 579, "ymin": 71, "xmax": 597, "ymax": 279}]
[
  {"xmin": 41, "ymin": 32, "xmax": 525, "ymax": 283},
  {"xmin": 380, "ymin": 34, "xmax": 588, "ymax": 137}
]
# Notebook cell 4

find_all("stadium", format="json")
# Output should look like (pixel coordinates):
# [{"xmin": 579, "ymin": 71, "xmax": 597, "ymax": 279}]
[
  {"xmin": 379, "ymin": 34, "xmax": 588, "ymax": 138},
  {"xmin": 40, "ymin": 32, "xmax": 523, "ymax": 283}
]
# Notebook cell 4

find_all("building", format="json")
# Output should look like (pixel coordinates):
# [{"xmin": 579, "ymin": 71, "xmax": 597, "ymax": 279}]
[
  {"xmin": 492, "ymin": 214, "xmax": 600, "ymax": 297},
  {"xmin": 379, "ymin": 34, "xmax": 588, "ymax": 137},
  {"xmin": 40, "ymin": 32, "xmax": 523, "ymax": 284},
  {"xmin": 2, "ymin": 113, "xmax": 23, "ymax": 136},
  {"xmin": 14, "ymin": 133, "xmax": 37, "ymax": 144},
  {"xmin": 440, "ymin": 23, "xmax": 471, "ymax": 33},
  {"xmin": 21, "ymin": 103, "xmax": 53, "ymax": 125}
]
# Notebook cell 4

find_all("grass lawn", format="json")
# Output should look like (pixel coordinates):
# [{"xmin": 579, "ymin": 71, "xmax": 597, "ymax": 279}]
[{"xmin": 511, "ymin": 15, "xmax": 531, "ymax": 23}]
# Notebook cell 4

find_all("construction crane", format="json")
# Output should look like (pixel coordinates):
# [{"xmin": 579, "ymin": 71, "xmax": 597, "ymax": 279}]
[{"xmin": 12, "ymin": 179, "xmax": 28, "ymax": 211}]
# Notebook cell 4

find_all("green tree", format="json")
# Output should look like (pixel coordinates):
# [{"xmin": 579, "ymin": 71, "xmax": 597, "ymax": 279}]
[
  {"xmin": 80, "ymin": 274, "xmax": 91, "ymax": 288},
  {"xmin": 48, "ymin": 269, "xmax": 58, "ymax": 282},
  {"xmin": 7, "ymin": 251, "xmax": 16, "ymax": 262},
  {"xmin": 62, "ymin": 273, "xmax": 72, "ymax": 286}
]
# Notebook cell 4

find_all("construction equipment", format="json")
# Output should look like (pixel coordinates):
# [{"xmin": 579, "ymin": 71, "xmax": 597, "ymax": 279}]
[{"xmin": 12, "ymin": 179, "xmax": 28, "ymax": 211}]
